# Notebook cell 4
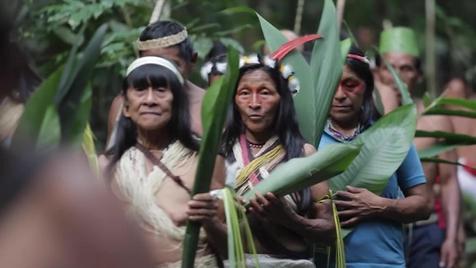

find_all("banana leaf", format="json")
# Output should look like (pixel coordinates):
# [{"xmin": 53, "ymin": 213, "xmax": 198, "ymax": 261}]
[
  {"xmin": 256, "ymin": 13, "xmax": 315, "ymax": 143},
  {"xmin": 311, "ymin": 0, "xmax": 349, "ymax": 146},
  {"xmin": 415, "ymin": 130, "xmax": 476, "ymax": 144},
  {"xmin": 242, "ymin": 143, "xmax": 361, "ymax": 202},
  {"xmin": 329, "ymin": 104, "xmax": 417, "ymax": 194},
  {"xmin": 420, "ymin": 157, "xmax": 474, "ymax": 169},
  {"xmin": 57, "ymin": 24, "xmax": 108, "ymax": 144},
  {"xmin": 181, "ymin": 47, "xmax": 239, "ymax": 268},
  {"xmin": 11, "ymin": 68, "xmax": 63, "ymax": 150},
  {"xmin": 423, "ymin": 97, "xmax": 476, "ymax": 118},
  {"xmin": 416, "ymin": 129, "xmax": 476, "ymax": 158}
]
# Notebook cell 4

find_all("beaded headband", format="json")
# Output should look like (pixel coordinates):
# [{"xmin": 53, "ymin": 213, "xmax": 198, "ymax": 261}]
[
  {"xmin": 240, "ymin": 54, "xmax": 300, "ymax": 94},
  {"xmin": 126, "ymin": 56, "xmax": 184, "ymax": 85},
  {"xmin": 136, "ymin": 28, "xmax": 188, "ymax": 51}
]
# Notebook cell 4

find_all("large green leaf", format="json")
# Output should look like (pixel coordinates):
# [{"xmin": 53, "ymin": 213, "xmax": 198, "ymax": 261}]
[
  {"xmin": 420, "ymin": 157, "xmax": 473, "ymax": 169},
  {"xmin": 423, "ymin": 97, "xmax": 476, "ymax": 118},
  {"xmin": 416, "ymin": 129, "xmax": 476, "ymax": 158},
  {"xmin": 182, "ymin": 47, "xmax": 240, "ymax": 268},
  {"xmin": 255, "ymin": 13, "xmax": 314, "ymax": 143},
  {"xmin": 66, "ymin": 86, "xmax": 93, "ymax": 146},
  {"xmin": 415, "ymin": 130, "xmax": 476, "ymax": 144},
  {"xmin": 36, "ymin": 104, "xmax": 61, "ymax": 151},
  {"xmin": 312, "ymin": 0, "xmax": 349, "ymax": 146},
  {"xmin": 11, "ymin": 68, "xmax": 63, "ymax": 149},
  {"xmin": 57, "ymin": 24, "xmax": 108, "ymax": 144},
  {"xmin": 242, "ymin": 143, "xmax": 361, "ymax": 202},
  {"xmin": 329, "ymin": 104, "xmax": 417, "ymax": 195}
]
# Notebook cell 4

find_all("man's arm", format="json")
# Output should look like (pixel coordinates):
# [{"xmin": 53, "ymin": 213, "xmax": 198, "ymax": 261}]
[
  {"xmin": 335, "ymin": 145, "xmax": 432, "ymax": 226},
  {"xmin": 335, "ymin": 183, "xmax": 431, "ymax": 226}
]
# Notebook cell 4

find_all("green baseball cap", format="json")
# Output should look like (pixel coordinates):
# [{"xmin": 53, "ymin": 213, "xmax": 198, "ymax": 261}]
[{"xmin": 379, "ymin": 27, "xmax": 420, "ymax": 57}]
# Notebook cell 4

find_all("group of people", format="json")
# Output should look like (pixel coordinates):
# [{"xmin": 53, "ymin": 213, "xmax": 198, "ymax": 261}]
[
  {"xmin": 1, "ymin": 13, "xmax": 472, "ymax": 268},
  {"xmin": 96, "ymin": 19, "xmax": 469, "ymax": 268}
]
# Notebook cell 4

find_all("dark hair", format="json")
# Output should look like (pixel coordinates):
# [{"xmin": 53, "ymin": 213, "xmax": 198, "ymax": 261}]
[
  {"xmin": 0, "ymin": 40, "xmax": 40, "ymax": 102},
  {"xmin": 205, "ymin": 41, "xmax": 227, "ymax": 76},
  {"xmin": 222, "ymin": 63, "xmax": 306, "ymax": 160},
  {"xmin": 139, "ymin": 20, "xmax": 195, "ymax": 63},
  {"xmin": 346, "ymin": 47, "xmax": 380, "ymax": 127},
  {"xmin": 106, "ymin": 64, "xmax": 198, "ymax": 170}
]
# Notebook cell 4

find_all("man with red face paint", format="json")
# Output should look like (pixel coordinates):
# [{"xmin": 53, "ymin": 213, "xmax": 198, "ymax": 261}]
[
  {"xmin": 376, "ymin": 27, "xmax": 461, "ymax": 268},
  {"xmin": 318, "ymin": 47, "xmax": 431, "ymax": 268}
]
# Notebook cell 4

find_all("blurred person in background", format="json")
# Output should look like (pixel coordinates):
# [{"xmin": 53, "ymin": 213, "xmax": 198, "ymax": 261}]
[{"xmin": 376, "ymin": 26, "xmax": 461, "ymax": 268}]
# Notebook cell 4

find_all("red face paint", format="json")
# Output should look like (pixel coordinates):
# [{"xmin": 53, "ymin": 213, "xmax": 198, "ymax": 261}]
[{"xmin": 339, "ymin": 77, "xmax": 365, "ymax": 96}]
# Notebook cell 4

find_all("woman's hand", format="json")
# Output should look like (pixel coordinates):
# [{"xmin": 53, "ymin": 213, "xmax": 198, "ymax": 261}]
[
  {"xmin": 186, "ymin": 192, "xmax": 220, "ymax": 225},
  {"xmin": 248, "ymin": 192, "xmax": 296, "ymax": 226}
]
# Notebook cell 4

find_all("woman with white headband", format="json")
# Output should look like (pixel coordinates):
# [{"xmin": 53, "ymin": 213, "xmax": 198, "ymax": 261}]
[{"xmin": 103, "ymin": 56, "xmax": 226, "ymax": 267}]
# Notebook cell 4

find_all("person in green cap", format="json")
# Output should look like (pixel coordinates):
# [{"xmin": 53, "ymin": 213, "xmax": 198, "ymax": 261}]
[{"xmin": 375, "ymin": 26, "xmax": 461, "ymax": 268}]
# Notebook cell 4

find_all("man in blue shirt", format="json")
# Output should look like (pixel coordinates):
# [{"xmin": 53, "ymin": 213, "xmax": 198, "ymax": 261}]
[{"xmin": 318, "ymin": 47, "xmax": 431, "ymax": 267}]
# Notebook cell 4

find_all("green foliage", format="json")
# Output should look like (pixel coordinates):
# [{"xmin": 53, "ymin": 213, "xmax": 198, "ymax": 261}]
[
  {"xmin": 182, "ymin": 47, "xmax": 240, "ymax": 268},
  {"xmin": 57, "ymin": 24, "xmax": 108, "ymax": 144},
  {"xmin": 423, "ymin": 97, "xmax": 476, "ymax": 118},
  {"xmin": 11, "ymin": 24, "xmax": 107, "ymax": 150},
  {"xmin": 416, "ymin": 130, "xmax": 476, "ymax": 158},
  {"xmin": 242, "ymin": 143, "xmax": 361, "ymax": 202},
  {"xmin": 12, "ymin": 68, "xmax": 63, "ymax": 150},
  {"xmin": 311, "ymin": 0, "xmax": 348, "ymax": 146}
]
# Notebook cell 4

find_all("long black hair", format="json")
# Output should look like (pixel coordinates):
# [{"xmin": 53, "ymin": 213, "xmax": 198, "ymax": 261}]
[
  {"xmin": 222, "ymin": 63, "xmax": 306, "ymax": 161},
  {"xmin": 106, "ymin": 63, "xmax": 198, "ymax": 171},
  {"xmin": 346, "ymin": 47, "xmax": 381, "ymax": 128}
]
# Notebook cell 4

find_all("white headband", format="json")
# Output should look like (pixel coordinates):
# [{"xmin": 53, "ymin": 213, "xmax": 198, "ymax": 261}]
[{"xmin": 126, "ymin": 56, "xmax": 184, "ymax": 85}]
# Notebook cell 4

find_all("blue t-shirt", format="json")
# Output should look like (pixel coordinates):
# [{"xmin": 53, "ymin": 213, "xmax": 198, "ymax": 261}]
[{"xmin": 319, "ymin": 129, "xmax": 426, "ymax": 268}]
